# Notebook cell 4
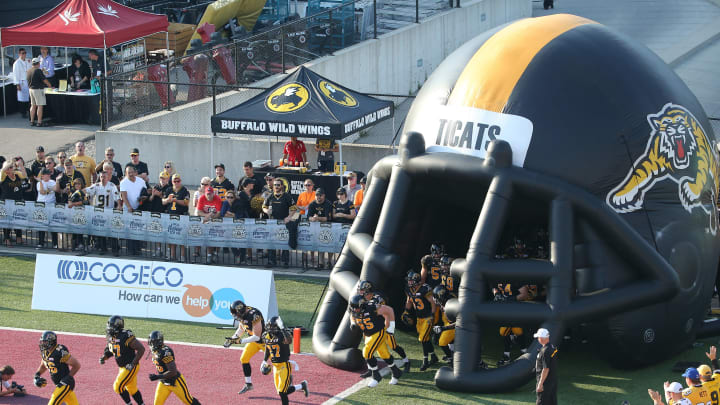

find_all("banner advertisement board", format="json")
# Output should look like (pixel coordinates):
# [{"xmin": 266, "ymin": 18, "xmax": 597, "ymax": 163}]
[{"xmin": 32, "ymin": 254, "xmax": 279, "ymax": 325}]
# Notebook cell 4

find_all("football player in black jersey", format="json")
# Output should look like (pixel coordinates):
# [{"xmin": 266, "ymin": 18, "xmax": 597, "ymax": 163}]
[
  {"xmin": 404, "ymin": 271, "xmax": 438, "ymax": 371},
  {"xmin": 493, "ymin": 283, "xmax": 536, "ymax": 366},
  {"xmin": 349, "ymin": 294, "xmax": 403, "ymax": 387},
  {"xmin": 439, "ymin": 256, "xmax": 459, "ymax": 299},
  {"xmin": 260, "ymin": 317, "xmax": 309, "ymax": 404},
  {"xmin": 356, "ymin": 280, "xmax": 410, "ymax": 374},
  {"xmin": 99, "ymin": 315, "xmax": 146, "ymax": 405},
  {"xmin": 431, "ymin": 285, "xmax": 456, "ymax": 364},
  {"xmin": 224, "ymin": 300, "xmax": 265, "ymax": 394},
  {"xmin": 147, "ymin": 331, "xmax": 201, "ymax": 405},
  {"xmin": 35, "ymin": 331, "xmax": 81, "ymax": 405}
]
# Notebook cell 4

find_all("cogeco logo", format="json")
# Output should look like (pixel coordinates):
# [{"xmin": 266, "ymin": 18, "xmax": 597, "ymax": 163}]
[{"xmin": 56, "ymin": 260, "xmax": 183, "ymax": 287}]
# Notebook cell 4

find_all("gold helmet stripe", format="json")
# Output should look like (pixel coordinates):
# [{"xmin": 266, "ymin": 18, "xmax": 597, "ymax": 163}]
[{"xmin": 447, "ymin": 14, "xmax": 597, "ymax": 112}]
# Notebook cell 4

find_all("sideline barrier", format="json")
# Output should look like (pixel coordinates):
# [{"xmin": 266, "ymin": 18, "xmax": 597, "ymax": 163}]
[{"xmin": 0, "ymin": 200, "xmax": 350, "ymax": 252}]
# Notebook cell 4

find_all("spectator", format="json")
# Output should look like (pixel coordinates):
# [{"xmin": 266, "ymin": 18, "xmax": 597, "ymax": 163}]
[
  {"xmin": 282, "ymin": 136, "xmax": 308, "ymax": 167},
  {"xmin": 1, "ymin": 161, "xmax": 28, "ymax": 246},
  {"xmin": 30, "ymin": 146, "xmax": 46, "ymax": 179},
  {"xmin": 27, "ymin": 57, "xmax": 51, "ymax": 127},
  {"xmin": 120, "ymin": 166, "xmax": 147, "ymax": 255},
  {"xmin": 39, "ymin": 47, "xmax": 56, "ymax": 87},
  {"xmin": 197, "ymin": 186, "xmax": 223, "ymax": 264},
  {"xmin": 36, "ymin": 168, "xmax": 59, "ymax": 249},
  {"xmin": 296, "ymin": 179, "xmax": 316, "ymax": 215},
  {"xmin": 95, "ymin": 147, "xmax": 123, "ymax": 185},
  {"xmin": 681, "ymin": 367, "xmax": 709, "ymax": 403},
  {"xmin": 534, "ymin": 328, "xmax": 557, "ymax": 405},
  {"xmin": 44, "ymin": 156, "xmax": 61, "ymax": 180},
  {"xmin": 163, "ymin": 173, "xmax": 190, "ymax": 261},
  {"xmin": 263, "ymin": 178, "xmax": 296, "ymax": 268},
  {"xmin": 261, "ymin": 173, "xmax": 275, "ymax": 199},
  {"xmin": 125, "ymin": 148, "xmax": 149, "ymax": 184},
  {"xmin": 86, "ymin": 170, "xmax": 121, "ymax": 255},
  {"xmin": 354, "ymin": 176, "xmax": 366, "ymax": 212},
  {"xmin": 343, "ymin": 172, "xmax": 361, "ymax": 202},
  {"xmin": 162, "ymin": 161, "xmax": 176, "ymax": 178},
  {"xmin": 220, "ymin": 187, "xmax": 251, "ymax": 264},
  {"xmin": 333, "ymin": 187, "xmax": 355, "ymax": 224},
  {"xmin": 211, "ymin": 163, "xmax": 234, "ymax": 201},
  {"xmin": 191, "ymin": 176, "xmax": 212, "ymax": 215},
  {"xmin": 56, "ymin": 152, "xmax": 67, "ymax": 173},
  {"xmin": 238, "ymin": 161, "xmax": 264, "ymax": 196},
  {"xmin": 68, "ymin": 54, "xmax": 91, "ymax": 90},
  {"xmin": 55, "ymin": 159, "xmax": 83, "ymax": 205},
  {"xmin": 70, "ymin": 141, "xmax": 97, "ymax": 187},
  {"xmin": 648, "ymin": 382, "xmax": 690, "ymax": 405},
  {"xmin": 146, "ymin": 171, "xmax": 171, "ymax": 257},
  {"xmin": 14, "ymin": 157, "xmax": 35, "ymax": 201},
  {"xmin": 67, "ymin": 177, "xmax": 87, "ymax": 251},
  {"xmin": 697, "ymin": 363, "xmax": 720, "ymax": 400},
  {"xmin": 0, "ymin": 365, "xmax": 26, "ymax": 397},
  {"xmin": 308, "ymin": 187, "xmax": 332, "ymax": 269}
]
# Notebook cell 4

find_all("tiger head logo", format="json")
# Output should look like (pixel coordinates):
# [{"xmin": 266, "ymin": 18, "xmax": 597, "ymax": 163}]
[{"xmin": 606, "ymin": 103, "xmax": 719, "ymax": 234}]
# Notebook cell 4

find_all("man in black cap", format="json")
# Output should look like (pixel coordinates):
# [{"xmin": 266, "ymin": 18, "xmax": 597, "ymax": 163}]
[
  {"xmin": 125, "ymin": 148, "xmax": 149, "ymax": 184},
  {"xmin": 211, "ymin": 163, "xmax": 234, "ymax": 202},
  {"xmin": 28, "ymin": 57, "xmax": 52, "ymax": 127},
  {"xmin": 307, "ymin": 188, "xmax": 333, "ymax": 269},
  {"xmin": 31, "ymin": 146, "xmax": 46, "ymax": 180}
]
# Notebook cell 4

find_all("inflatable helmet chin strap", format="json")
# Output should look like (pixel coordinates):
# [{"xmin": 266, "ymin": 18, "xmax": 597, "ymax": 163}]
[{"xmin": 312, "ymin": 132, "xmax": 679, "ymax": 392}]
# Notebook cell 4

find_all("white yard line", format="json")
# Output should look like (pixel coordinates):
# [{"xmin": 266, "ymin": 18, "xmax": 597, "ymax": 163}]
[{"xmin": 322, "ymin": 367, "xmax": 390, "ymax": 405}]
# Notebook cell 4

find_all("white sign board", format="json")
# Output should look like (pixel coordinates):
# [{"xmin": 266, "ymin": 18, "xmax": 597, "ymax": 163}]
[{"xmin": 32, "ymin": 254, "xmax": 278, "ymax": 324}]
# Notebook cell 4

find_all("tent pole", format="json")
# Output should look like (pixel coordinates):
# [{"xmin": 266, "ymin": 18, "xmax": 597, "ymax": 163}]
[
  {"xmin": 2, "ymin": 42, "xmax": 6, "ymax": 118},
  {"xmin": 268, "ymin": 137, "xmax": 272, "ymax": 162},
  {"xmin": 338, "ymin": 140, "xmax": 343, "ymax": 188},
  {"xmin": 392, "ymin": 115, "xmax": 395, "ymax": 147},
  {"xmin": 165, "ymin": 31, "xmax": 170, "ymax": 62},
  {"xmin": 210, "ymin": 133, "xmax": 215, "ymax": 176}
]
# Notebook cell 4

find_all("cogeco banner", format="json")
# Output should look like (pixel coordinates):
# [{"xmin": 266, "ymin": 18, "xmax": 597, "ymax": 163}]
[{"xmin": 31, "ymin": 254, "xmax": 279, "ymax": 324}]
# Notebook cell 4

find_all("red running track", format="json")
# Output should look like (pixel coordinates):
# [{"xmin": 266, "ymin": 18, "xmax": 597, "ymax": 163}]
[{"xmin": 0, "ymin": 329, "xmax": 360, "ymax": 404}]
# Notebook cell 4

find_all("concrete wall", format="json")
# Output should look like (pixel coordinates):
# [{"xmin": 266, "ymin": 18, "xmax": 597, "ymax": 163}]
[
  {"xmin": 96, "ymin": 130, "xmax": 395, "ymax": 183},
  {"xmin": 111, "ymin": 0, "xmax": 531, "ymax": 135}
]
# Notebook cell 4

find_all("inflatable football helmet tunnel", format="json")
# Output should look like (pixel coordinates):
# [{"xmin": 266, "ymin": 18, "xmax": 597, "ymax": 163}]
[{"xmin": 312, "ymin": 14, "xmax": 720, "ymax": 392}]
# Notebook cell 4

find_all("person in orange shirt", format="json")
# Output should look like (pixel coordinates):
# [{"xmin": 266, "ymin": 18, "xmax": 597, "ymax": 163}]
[
  {"xmin": 354, "ymin": 177, "xmax": 366, "ymax": 213},
  {"xmin": 296, "ymin": 179, "xmax": 316, "ymax": 215}
]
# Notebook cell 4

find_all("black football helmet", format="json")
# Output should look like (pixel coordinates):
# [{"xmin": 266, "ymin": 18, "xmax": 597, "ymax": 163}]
[
  {"xmin": 433, "ymin": 285, "xmax": 449, "ymax": 306},
  {"xmin": 266, "ymin": 316, "xmax": 284, "ymax": 334},
  {"xmin": 348, "ymin": 294, "xmax": 367, "ymax": 316},
  {"xmin": 229, "ymin": 300, "xmax": 246, "ymax": 320},
  {"xmin": 430, "ymin": 243, "xmax": 442, "ymax": 258},
  {"xmin": 356, "ymin": 280, "xmax": 374, "ymax": 295},
  {"xmin": 439, "ymin": 255, "xmax": 451, "ymax": 272},
  {"xmin": 313, "ymin": 14, "xmax": 719, "ymax": 395},
  {"xmin": 406, "ymin": 271, "xmax": 421, "ymax": 288},
  {"xmin": 148, "ymin": 331, "xmax": 164, "ymax": 352},
  {"xmin": 39, "ymin": 331, "xmax": 57, "ymax": 352},
  {"xmin": 106, "ymin": 315, "xmax": 124, "ymax": 337}
]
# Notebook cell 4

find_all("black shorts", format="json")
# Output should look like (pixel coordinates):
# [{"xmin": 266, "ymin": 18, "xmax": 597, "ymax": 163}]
[{"xmin": 536, "ymin": 388, "xmax": 557, "ymax": 405}]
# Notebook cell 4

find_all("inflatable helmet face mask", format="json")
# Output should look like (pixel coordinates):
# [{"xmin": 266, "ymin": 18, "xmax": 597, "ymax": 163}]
[{"xmin": 312, "ymin": 14, "xmax": 720, "ymax": 393}]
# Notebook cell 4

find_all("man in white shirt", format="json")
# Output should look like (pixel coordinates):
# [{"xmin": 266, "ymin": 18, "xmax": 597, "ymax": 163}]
[
  {"xmin": 36, "ymin": 168, "xmax": 58, "ymax": 248},
  {"xmin": 12, "ymin": 48, "xmax": 30, "ymax": 118},
  {"xmin": 120, "ymin": 166, "xmax": 147, "ymax": 255},
  {"xmin": 86, "ymin": 170, "xmax": 121, "ymax": 255}
]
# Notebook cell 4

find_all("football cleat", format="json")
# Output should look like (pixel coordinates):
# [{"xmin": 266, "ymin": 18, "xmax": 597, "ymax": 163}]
[
  {"xmin": 403, "ymin": 361, "xmax": 411, "ymax": 373},
  {"xmin": 419, "ymin": 360, "xmax": 430, "ymax": 371},
  {"xmin": 360, "ymin": 369, "xmax": 372, "ymax": 378},
  {"xmin": 238, "ymin": 383, "xmax": 253, "ymax": 395},
  {"xmin": 367, "ymin": 378, "xmax": 379, "ymax": 388},
  {"xmin": 389, "ymin": 377, "xmax": 399, "ymax": 385},
  {"xmin": 301, "ymin": 380, "xmax": 309, "ymax": 397}
]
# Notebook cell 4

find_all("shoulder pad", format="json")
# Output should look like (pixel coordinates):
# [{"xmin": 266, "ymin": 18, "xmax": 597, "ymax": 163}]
[
  {"xmin": 682, "ymin": 387, "xmax": 693, "ymax": 395},
  {"xmin": 420, "ymin": 285, "xmax": 432, "ymax": 294}
]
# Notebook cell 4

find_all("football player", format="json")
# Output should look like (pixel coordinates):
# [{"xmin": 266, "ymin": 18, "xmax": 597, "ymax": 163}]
[
  {"xmin": 260, "ymin": 316, "xmax": 309, "ymax": 404},
  {"xmin": 439, "ymin": 256, "xmax": 458, "ymax": 299},
  {"xmin": 404, "ymin": 271, "xmax": 438, "ymax": 371},
  {"xmin": 99, "ymin": 315, "xmax": 146, "ymax": 405},
  {"xmin": 681, "ymin": 367, "xmax": 710, "ymax": 404},
  {"xmin": 147, "ymin": 331, "xmax": 201, "ymax": 405},
  {"xmin": 431, "ymin": 285, "xmax": 455, "ymax": 364},
  {"xmin": 34, "ymin": 331, "xmax": 81, "ymax": 405},
  {"xmin": 224, "ymin": 300, "xmax": 265, "ymax": 394},
  {"xmin": 348, "ymin": 294, "xmax": 403, "ymax": 387},
  {"xmin": 698, "ymin": 364, "xmax": 720, "ymax": 404},
  {"xmin": 493, "ymin": 284, "xmax": 535, "ymax": 366},
  {"xmin": 356, "ymin": 280, "xmax": 410, "ymax": 374},
  {"xmin": 420, "ymin": 255, "xmax": 442, "ymax": 288}
]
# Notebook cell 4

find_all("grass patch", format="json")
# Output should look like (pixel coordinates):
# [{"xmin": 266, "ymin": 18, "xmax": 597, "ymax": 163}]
[{"xmin": 2, "ymin": 256, "xmax": 719, "ymax": 404}]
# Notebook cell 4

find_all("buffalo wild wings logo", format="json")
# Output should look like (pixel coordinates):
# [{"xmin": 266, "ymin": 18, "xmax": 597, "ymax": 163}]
[
  {"xmin": 266, "ymin": 83, "xmax": 309, "ymax": 113},
  {"xmin": 318, "ymin": 80, "xmax": 357, "ymax": 107},
  {"xmin": 59, "ymin": 7, "xmax": 81, "ymax": 25},
  {"xmin": 606, "ymin": 103, "xmax": 719, "ymax": 234},
  {"xmin": 98, "ymin": 4, "xmax": 120, "ymax": 18}
]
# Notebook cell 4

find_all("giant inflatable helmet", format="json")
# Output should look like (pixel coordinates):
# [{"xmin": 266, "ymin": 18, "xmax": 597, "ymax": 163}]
[{"xmin": 313, "ymin": 14, "xmax": 720, "ymax": 392}]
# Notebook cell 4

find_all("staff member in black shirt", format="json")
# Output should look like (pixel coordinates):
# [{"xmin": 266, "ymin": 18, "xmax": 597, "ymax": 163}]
[
  {"xmin": 68, "ymin": 55, "xmax": 91, "ymax": 90},
  {"xmin": 263, "ymin": 178, "xmax": 297, "ymax": 268},
  {"xmin": 28, "ymin": 58, "xmax": 51, "ymax": 127},
  {"xmin": 1, "ymin": 161, "xmax": 29, "ymax": 246},
  {"xmin": 534, "ymin": 328, "xmax": 557, "ymax": 405}
]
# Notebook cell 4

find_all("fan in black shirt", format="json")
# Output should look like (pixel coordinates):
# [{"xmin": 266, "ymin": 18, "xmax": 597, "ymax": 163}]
[
  {"xmin": 332, "ymin": 187, "xmax": 355, "ymax": 224},
  {"xmin": 0, "ymin": 163, "xmax": 28, "ymax": 245},
  {"xmin": 238, "ymin": 162, "xmax": 265, "ymax": 196},
  {"xmin": 211, "ymin": 163, "xmax": 235, "ymax": 201}
]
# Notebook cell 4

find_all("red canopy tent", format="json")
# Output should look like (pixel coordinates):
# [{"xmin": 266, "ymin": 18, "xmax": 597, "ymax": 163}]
[{"xmin": 0, "ymin": 0, "xmax": 168, "ymax": 48}]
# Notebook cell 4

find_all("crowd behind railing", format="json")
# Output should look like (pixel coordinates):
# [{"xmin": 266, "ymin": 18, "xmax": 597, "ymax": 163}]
[{"xmin": 0, "ymin": 142, "xmax": 367, "ymax": 269}]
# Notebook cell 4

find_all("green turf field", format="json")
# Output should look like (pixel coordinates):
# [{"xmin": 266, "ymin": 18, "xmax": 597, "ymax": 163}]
[{"xmin": 1, "ymin": 256, "xmax": 717, "ymax": 404}]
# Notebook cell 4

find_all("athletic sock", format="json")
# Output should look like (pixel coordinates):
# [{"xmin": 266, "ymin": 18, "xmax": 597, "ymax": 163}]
[
  {"xmin": 120, "ymin": 390, "xmax": 131, "ymax": 404},
  {"xmin": 441, "ymin": 345, "xmax": 453, "ymax": 357},
  {"xmin": 132, "ymin": 391, "xmax": 144, "ymax": 405},
  {"xmin": 244, "ymin": 376, "xmax": 252, "ymax": 384},
  {"xmin": 294, "ymin": 384, "xmax": 303, "ymax": 391}
]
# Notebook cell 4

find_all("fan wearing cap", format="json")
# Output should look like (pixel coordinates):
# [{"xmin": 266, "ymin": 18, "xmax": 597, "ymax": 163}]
[
  {"xmin": 125, "ymin": 148, "xmax": 149, "ymax": 184},
  {"xmin": 343, "ymin": 172, "xmax": 361, "ymax": 203},
  {"xmin": 697, "ymin": 363, "xmax": 720, "ymax": 404},
  {"xmin": 262, "ymin": 178, "xmax": 297, "ymax": 268},
  {"xmin": 648, "ymin": 382, "xmax": 691, "ymax": 405},
  {"xmin": 31, "ymin": 146, "xmax": 46, "ymax": 179},
  {"xmin": 680, "ymin": 367, "xmax": 709, "ymax": 404},
  {"xmin": 308, "ymin": 188, "xmax": 332, "ymax": 269},
  {"xmin": 354, "ymin": 176, "xmax": 366, "ymax": 213},
  {"xmin": 210, "ymin": 163, "xmax": 235, "ymax": 201},
  {"xmin": 197, "ymin": 186, "xmax": 223, "ymax": 264},
  {"xmin": 163, "ymin": 174, "xmax": 190, "ymax": 261},
  {"xmin": 534, "ymin": 328, "xmax": 557, "ymax": 405},
  {"xmin": 27, "ymin": 57, "xmax": 52, "ymax": 127}
]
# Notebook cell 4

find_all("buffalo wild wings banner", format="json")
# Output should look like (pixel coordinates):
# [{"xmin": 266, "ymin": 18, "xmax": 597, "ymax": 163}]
[{"xmin": 0, "ymin": 200, "xmax": 349, "ymax": 251}]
